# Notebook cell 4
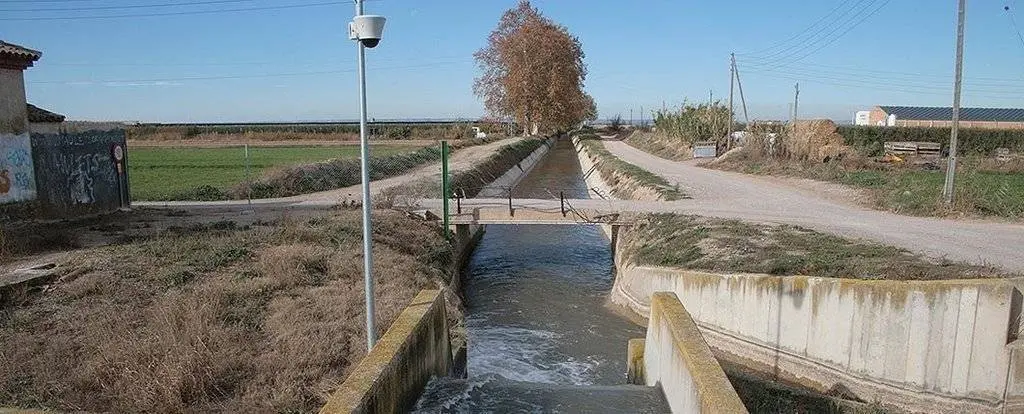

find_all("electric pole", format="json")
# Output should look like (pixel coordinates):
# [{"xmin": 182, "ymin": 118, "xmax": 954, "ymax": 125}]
[
  {"xmin": 728, "ymin": 53, "xmax": 736, "ymax": 149},
  {"xmin": 944, "ymin": 0, "xmax": 967, "ymax": 204},
  {"xmin": 734, "ymin": 58, "xmax": 750, "ymax": 124},
  {"xmin": 793, "ymin": 83, "xmax": 800, "ymax": 123},
  {"xmin": 630, "ymin": 108, "xmax": 634, "ymax": 127}
]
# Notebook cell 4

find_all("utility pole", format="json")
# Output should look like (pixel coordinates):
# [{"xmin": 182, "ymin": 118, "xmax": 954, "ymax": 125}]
[
  {"xmin": 640, "ymin": 105, "xmax": 645, "ymax": 127},
  {"xmin": 793, "ymin": 83, "xmax": 800, "ymax": 123},
  {"xmin": 630, "ymin": 108, "xmax": 634, "ymax": 126},
  {"xmin": 734, "ymin": 58, "xmax": 750, "ymax": 124},
  {"xmin": 728, "ymin": 54, "xmax": 736, "ymax": 149},
  {"xmin": 944, "ymin": 0, "xmax": 967, "ymax": 204}
]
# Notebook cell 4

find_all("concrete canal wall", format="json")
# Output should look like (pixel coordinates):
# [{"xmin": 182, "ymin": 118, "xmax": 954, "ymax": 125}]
[
  {"xmin": 609, "ymin": 249, "xmax": 1024, "ymax": 413},
  {"xmin": 631, "ymin": 292, "xmax": 748, "ymax": 413},
  {"xmin": 319, "ymin": 290, "xmax": 452, "ymax": 414}
]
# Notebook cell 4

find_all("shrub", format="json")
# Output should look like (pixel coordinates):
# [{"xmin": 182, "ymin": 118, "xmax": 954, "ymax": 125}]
[{"xmin": 838, "ymin": 126, "xmax": 1024, "ymax": 156}]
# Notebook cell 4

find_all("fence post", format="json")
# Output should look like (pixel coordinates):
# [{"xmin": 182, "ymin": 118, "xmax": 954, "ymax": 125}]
[{"xmin": 441, "ymin": 140, "xmax": 451, "ymax": 240}]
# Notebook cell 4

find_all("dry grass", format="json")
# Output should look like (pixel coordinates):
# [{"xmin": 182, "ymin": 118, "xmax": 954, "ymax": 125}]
[
  {"xmin": 620, "ymin": 214, "xmax": 1016, "ymax": 280},
  {"xmin": 0, "ymin": 210, "xmax": 455, "ymax": 413}
]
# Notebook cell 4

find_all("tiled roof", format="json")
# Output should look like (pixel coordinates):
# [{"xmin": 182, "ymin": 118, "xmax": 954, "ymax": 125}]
[
  {"xmin": 0, "ymin": 40, "xmax": 42, "ymax": 61},
  {"xmin": 878, "ymin": 106, "xmax": 1024, "ymax": 123},
  {"xmin": 27, "ymin": 104, "xmax": 65, "ymax": 123}
]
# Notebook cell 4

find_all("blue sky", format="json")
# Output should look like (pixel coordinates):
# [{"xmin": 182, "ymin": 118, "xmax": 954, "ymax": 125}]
[{"xmin": 2, "ymin": 0, "xmax": 1023, "ymax": 123}]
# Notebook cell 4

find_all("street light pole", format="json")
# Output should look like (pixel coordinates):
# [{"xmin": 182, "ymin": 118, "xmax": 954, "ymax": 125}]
[
  {"xmin": 944, "ymin": 0, "xmax": 967, "ymax": 204},
  {"xmin": 355, "ymin": 0, "xmax": 376, "ymax": 350}
]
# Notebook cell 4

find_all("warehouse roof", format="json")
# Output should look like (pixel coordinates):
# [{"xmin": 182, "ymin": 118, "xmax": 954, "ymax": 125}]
[
  {"xmin": 0, "ymin": 40, "xmax": 41, "ymax": 69},
  {"xmin": 878, "ymin": 106, "xmax": 1024, "ymax": 122}
]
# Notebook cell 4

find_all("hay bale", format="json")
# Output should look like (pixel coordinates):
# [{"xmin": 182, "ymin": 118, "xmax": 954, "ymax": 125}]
[{"xmin": 788, "ymin": 119, "xmax": 844, "ymax": 161}]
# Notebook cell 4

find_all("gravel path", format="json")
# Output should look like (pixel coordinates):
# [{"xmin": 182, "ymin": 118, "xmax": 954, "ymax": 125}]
[{"xmin": 601, "ymin": 139, "xmax": 1024, "ymax": 272}]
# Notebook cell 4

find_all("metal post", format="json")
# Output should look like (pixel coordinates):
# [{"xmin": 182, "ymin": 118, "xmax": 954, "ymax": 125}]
[
  {"xmin": 944, "ymin": 0, "xmax": 967, "ymax": 204},
  {"xmin": 793, "ymin": 83, "xmax": 800, "ymax": 123},
  {"xmin": 728, "ymin": 54, "xmax": 735, "ymax": 149},
  {"xmin": 508, "ymin": 189, "xmax": 514, "ymax": 217},
  {"xmin": 244, "ymin": 143, "xmax": 252, "ymax": 210},
  {"xmin": 560, "ymin": 191, "xmax": 566, "ymax": 217},
  {"xmin": 441, "ymin": 140, "xmax": 451, "ymax": 239},
  {"xmin": 355, "ymin": 0, "xmax": 376, "ymax": 351}
]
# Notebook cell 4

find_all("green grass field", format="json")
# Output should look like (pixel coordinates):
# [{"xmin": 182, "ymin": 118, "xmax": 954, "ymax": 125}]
[{"xmin": 129, "ymin": 145, "xmax": 413, "ymax": 201}]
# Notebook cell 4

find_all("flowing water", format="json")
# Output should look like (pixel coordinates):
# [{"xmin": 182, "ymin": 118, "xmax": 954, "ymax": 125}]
[{"xmin": 414, "ymin": 139, "xmax": 670, "ymax": 413}]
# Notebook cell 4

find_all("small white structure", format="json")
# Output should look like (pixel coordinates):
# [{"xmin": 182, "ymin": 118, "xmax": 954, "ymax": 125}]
[
  {"xmin": 471, "ymin": 127, "xmax": 487, "ymax": 139},
  {"xmin": 854, "ymin": 111, "xmax": 872, "ymax": 126}
]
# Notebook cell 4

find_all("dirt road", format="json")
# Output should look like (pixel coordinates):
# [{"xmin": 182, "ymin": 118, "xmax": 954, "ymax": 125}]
[{"xmin": 601, "ymin": 139, "xmax": 1024, "ymax": 272}]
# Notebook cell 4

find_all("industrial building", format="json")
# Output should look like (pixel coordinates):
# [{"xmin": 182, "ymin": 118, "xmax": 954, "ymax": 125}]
[{"xmin": 854, "ymin": 106, "xmax": 1024, "ymax": 129}]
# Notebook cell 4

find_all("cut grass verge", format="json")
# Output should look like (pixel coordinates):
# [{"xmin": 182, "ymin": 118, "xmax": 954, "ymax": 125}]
[
  {"xmin": 620, "ymin": 214, "xmax": 1015, "ymax": 280},
  {"xmin": 576, "ymin": 134, "xmax": 686, "ymax": 201},
  {"xmin": 0, "ymin": 211, "xmax": 454, "ymax": 413}
]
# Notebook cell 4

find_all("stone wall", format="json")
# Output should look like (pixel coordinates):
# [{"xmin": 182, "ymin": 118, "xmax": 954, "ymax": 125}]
[
  {"xmin": 319, "ymin": 290, "xmax": 452, "ymax": 414},
  {"xmin": 609, "ymin": 246, "xmax": 1024, "ymax": 413}
]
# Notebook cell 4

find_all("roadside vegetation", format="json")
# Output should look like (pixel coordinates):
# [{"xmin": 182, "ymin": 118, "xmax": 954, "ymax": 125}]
[
  {"xmin": 710, "ymin": 123, "xmax": 1024, "ymax": 219},
  {"xmin": 620, "ymin": 214, "xmax": 1015, "ymax": 280},
  {"xmin": 377, "ymin": 137, "xmax": 547, "ymax": 204},
  {"xmin": 577, "ymin": 133, "xmax": 686, "ymax": 201},
  {"xmin": 0, "ymin": 210, "xmax": 455, "ymax": 413},
  {"xmin": 626, "ymin": 102, "xmax": 731, "ymax": 161}
]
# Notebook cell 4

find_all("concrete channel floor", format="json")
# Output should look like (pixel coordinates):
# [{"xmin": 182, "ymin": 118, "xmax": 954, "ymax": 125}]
[{"xmin": 600, "ymin": 138, "xmax": 1024, "ymax": 273}]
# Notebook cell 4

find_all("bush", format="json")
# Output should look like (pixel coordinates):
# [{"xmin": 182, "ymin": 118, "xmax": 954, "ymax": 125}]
[
  {"xmin": 653, "ymin": 101, "xmax": 730, "ymax": 145},
  {"xmin": 838, "ymin": 126, "xmax": 1024, "ymax": 157}
]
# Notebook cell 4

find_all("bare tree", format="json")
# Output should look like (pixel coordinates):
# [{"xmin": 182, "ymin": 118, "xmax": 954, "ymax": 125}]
[{"xmin": 474, "ymin": 1, "xmax": 595, "ymax": 135}]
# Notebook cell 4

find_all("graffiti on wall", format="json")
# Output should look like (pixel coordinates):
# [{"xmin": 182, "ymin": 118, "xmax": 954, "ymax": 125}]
[
  {"xmin": 67, "ymin": 154, "xmax": 104, "ymax": 204},
  {"xmin": 30, "ymin": 130, "xmax": 127, "ymax": 218},
  {"xmin": 0, "ymin": 133, "xmax": 37, "ymax": 203}
]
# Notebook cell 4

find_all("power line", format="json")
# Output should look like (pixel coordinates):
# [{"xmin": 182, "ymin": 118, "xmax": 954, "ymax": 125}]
[
  {"xmin": 1, "ymin": 0, "xmax": 260, "ymax": 12},
  {"xmin": 1006, "ymin": 4, "xmax": 1024, "ymax": 50},
  {"xmin": 739, "ymin": 0, "xmax": 850, "ymax": 57},
  {"xmin": 741, "ymin": 0, "xmax": 876, "ymax": 61},
  {"xmin": 28, "ymin": 60, "xmax": 470, "ymax": 84},
  {"xmin": 737, "ymin": 59, "xmax": 1024, "ymax": 84},
  {"xmin": 0, "ymin": 0, "xmax": 353, "ymax": 20},
  {"xmin": 745, "ymin": 65, "xmax": 1024, "ymax": 94},
  {"xmin": 745, "ymin": 69, "xmax": 1024, "ymax": 99},
  {"xmin": 749, "ymin": 0, "xmax": 892, "ymax": 69}
]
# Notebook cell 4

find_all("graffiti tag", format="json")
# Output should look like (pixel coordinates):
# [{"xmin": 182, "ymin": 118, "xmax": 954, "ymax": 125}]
[{"xmin": 68, "ymin": 154, "xmax": 102, "ymax": 204}]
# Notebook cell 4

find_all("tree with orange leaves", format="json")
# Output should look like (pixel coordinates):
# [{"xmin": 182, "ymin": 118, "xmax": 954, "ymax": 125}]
[{"xmin": 474, "ymin": 1, "xmax": 596, "ymax": 135}]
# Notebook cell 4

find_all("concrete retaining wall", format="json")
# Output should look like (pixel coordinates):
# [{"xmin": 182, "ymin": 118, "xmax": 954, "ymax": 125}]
[
  {"xmin": 476, "ymin": 136, "xmax": 554, "ymax": 198},
  {"xmin": 320, "ymin": 290, "xmax": 452, "ymax": 414},
  {"xmin": 610, "ymin": 247, "xmax": 1024, "ymax": 413},
  {"xmin": 640, "ymin": 292, "xmax": 748, "ymax": 413}
]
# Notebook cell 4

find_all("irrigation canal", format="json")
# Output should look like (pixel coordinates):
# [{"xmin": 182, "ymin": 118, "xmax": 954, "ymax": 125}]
[{"xmin": 413, "ymin": 138, "xmax": 840, "ymax": 413}]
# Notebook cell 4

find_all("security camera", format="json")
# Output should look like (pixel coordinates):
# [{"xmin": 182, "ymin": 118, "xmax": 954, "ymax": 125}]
[{"xmin": 349, "ymin": 15, "xmax": 387, "ymax": 48}]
